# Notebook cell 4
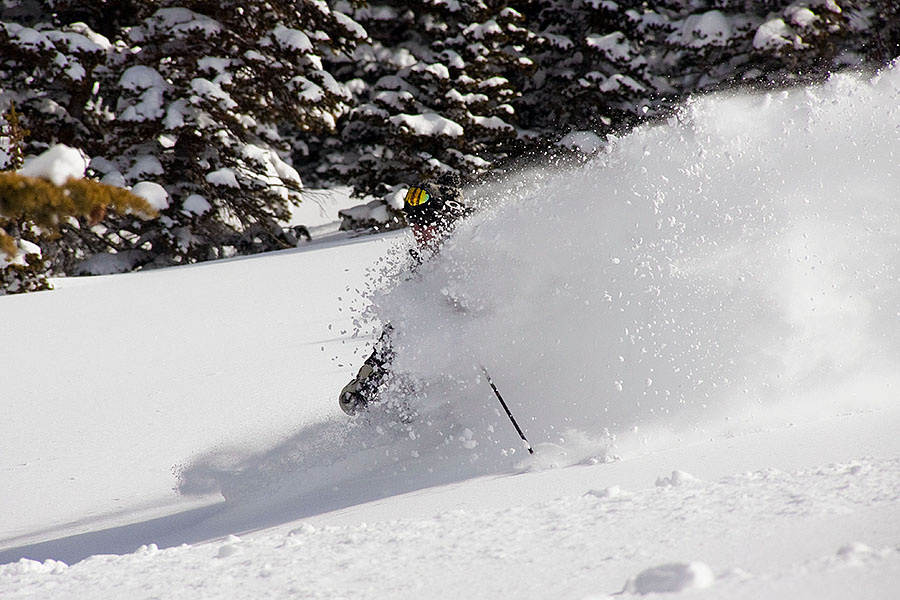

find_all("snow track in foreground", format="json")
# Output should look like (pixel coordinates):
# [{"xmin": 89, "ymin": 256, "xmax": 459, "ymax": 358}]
[{"xmin": 4, "ymin": 450, "xmax": 900, "ymax": 599}]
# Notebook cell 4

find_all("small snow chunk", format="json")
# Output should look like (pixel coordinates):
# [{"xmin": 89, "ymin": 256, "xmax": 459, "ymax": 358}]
[
  {"xmin": 469, "ymin": 114, "xmax": 513, "ymax": 131},
  {"xmin": 135, "ymin": 543, "xmax": 159, "ymax": 555},
  {"xmin": 191, "ymin": 78, "xmax": 237, "ymax": 109},
  {"xmin": 543, "ymin": 33, "xmax": 573, "ymax": 49},
  {"xmin": 242, "ymin": 144, "xmax": 302, "ymax": 186},
  {"xmin": 9, "ymin": 24, "xmax": 50, "ymax": 50},
  {"xmin": 19, "ymin": 144, "xmax": 88, "ymax": 185},
  {"xmin": 17, "ymin": 239, "xmax": 41, "ymax": 258},
  {"xmin": 559, "ymin": 131, "xmax": 603, "ymax": 154},
  {"xmin": 132, "ymin": 181, "xmax": 169, "ymax": 210},
  {"xmin": 118, "ymin": 65, "xmax": 169, "ymax": 121},
  {"xmin": 655, "ymin": 470, "xmax": 700, "ymax": 487},
  {"xmin": 271, "ymin": 25, "xmax": 313, "ymax": 52},
  {"xmin": 836, "ymin": 542, "xmax": 879, "ymax": 565},
  {"xmin": 389, "ymin": 113, "xmax": 464, "ymax": 137},
  {"xmin": 788, "ymin": 6, "xmax": 819, "ymax": 29},
  {"xmin": 586, "ymin": 485, "xmax": 621, "ymax": 498},
  {"xmin": 58, "ymin": 23, "xmax": 111, "ymax": 52},
  {"xmin": 385, "ymin": 187, "xmax": 407, "ymax": 210},
  {"xmin": 675, "ymin": 11, "xmax": 732, "ymax": 48},
  {"xmin": 65, "ymin": 63, "xmax": 86, "ymax": 81},
  {"xmin": 197, "ymin": 56, "xmax": 232, "ymax": 74},
  {"xmin": 289, "ymin": 523, "xmax": 317, "ymax": 536},
  {"xmin": 425, "ymin": 63, "xmax": 450, "ymax": 79},
  {"xmin": 183, "ymin": 194, "xmax": 211, "ymax": 215},
  {"xmin": 464, "ymin": 19, "xmax": 502, "ymax": 40},
  {"xmin": 163, "ymin": 99, "xmax": 188, "ymax": 129},
  {"xmin": 215, "ymin": 534, "xmax": 242, "ymax": 558},
  {"xmin": 838, "ymin": 542, "xmax": 873, "ymax": 556},
  {"xmin": 586, "ymin": 31, "xmax": 632, "ymax": 61},
  {"xmin": 847, "ymin": 463, "xmax": 869, "ymax": 476},
  {"xmin": 217, "ymin": 544, "xmax": 240, "ymax": 558},
  {"xmin": 753, "ymin": 19, "xmax": 794, "ymax": 50},
  {"xmin": 624, "ymin": 562, "xmax": 715, "ymax": 594},
  {"xmin": 0, "ymin": 558, "xmax": 68, "ymax": 576},
  {"xmin": 126, "ymin": 155, "xmax": 164, "ymax": 179},
  {"xmin": 119, "ymin": 65, "xmax": 167, "ymax": 92},
  {"xmin": 153, "ymin": 7, "xmax": 222, "ymax": 37},
  {"xmin": 479, "ymin": 76, "xmax": 509, "ymax": 89},
  {"xmin": 599, "ymin": 73, "xmax": 644, "ymax": 93},
  {"xmin": 333, "ymin": 11, "xmax": 367, "ymax": 39},
  {"xmin": 206, "ymin": 168, "xmax": 240, "ymax": 188}
]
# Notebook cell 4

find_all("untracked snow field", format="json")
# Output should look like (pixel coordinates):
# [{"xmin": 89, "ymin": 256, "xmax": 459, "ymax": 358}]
[{"xmin": 3, "ymin": 66, "xmax": 900, "ymax": 598}]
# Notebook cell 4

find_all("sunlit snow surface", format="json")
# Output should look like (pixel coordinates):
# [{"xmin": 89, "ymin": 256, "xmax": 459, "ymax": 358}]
[{"xmin": 3, "ymin": 65, "xmax": 900, "ymax": 598}]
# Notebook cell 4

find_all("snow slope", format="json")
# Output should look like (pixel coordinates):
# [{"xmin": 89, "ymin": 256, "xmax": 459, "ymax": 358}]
[{"xmin": 2, "ymin": 65, "xmax": 900, "ymax": 598}]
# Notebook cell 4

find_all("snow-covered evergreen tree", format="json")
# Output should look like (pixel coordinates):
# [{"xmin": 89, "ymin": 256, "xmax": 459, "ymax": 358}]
[
  {"xmin": 93, "ymin": 1, "xmax": 368, "ymax": 264},
  {"xmin": 1, "ymin": 143, "xmax": 155, "ymax": 293},
  {"xmin": 315, "ymin": 0, "xmax": 465, "ymax": 199},
  {"xmin": 653, "ymin": 0, "xmax": 899, "ymax": 96},
  {"xmin": 3, "ymin": 0, "xmax": 899, "ymax": 284},
  {"xmin": 515, "ymin": 0, "xmax": 656, "ymax": 141},
  {"xmin": 315, "ymin": 0, "xmax": 542, "ymax": 201},
  {"xmin": 1, "ymin": 0, "xmax": 366, "ymax": 274}
]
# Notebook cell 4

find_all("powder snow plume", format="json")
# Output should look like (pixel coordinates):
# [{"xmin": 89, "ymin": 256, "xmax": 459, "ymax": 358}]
[
  {"xmin": 373, "ymin": 62, "xmax": 900, "ymax": 458},
  {"xmin": 178, "ymin": 65, "xmax": 900, "ymax": 505}
]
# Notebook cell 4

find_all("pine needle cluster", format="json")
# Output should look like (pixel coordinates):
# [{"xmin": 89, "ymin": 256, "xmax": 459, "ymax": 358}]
[
  {"xmin": 0, "ymin": 172, "xmax": 157, "ymax": 294},
  {"xmin": 0, "ymin": 172, "xmax": 156, "ymax": 254},
  {"xmin": 1, "ymin": 103, "xmax": 28, "ymax": 170},
  {"xmin": 0, "ymin": 173, "xmax": 155, "ymax": 231}
]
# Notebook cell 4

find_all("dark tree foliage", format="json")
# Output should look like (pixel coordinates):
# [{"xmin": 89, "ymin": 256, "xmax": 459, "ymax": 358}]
[
  {"xmin": 314, "ymin": 0, "xmax": 899, "ymax": 202},
  {"xmin": 515, "ymin": 0, "xmax": 655, "ymax": 136},
  {"xmin": 2, "ymin": 0, "xmax": 898, "ymax": 289},
  {"xmin": 1, "ymin": 0, "xmax": 366, "ymax": 276},
  {"xmin": 309, "ymin": 0, "xmax": 541, "ymax": 199}
]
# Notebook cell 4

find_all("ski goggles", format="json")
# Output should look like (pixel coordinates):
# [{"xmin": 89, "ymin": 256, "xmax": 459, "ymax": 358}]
[{"xmin": 404, "ymin": 186, "xmax": 431, "ymax": 207}]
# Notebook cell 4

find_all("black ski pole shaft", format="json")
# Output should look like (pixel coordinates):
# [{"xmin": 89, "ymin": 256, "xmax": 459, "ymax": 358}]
[{"xmin": 481, "ymin": 366, "xmax": 534, "ymax": 455}]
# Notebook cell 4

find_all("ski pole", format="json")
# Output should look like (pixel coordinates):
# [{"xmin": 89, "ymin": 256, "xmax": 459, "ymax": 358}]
[{"xmin": 481, "ymin": 366, "xmax": 534, "ymax": 455}]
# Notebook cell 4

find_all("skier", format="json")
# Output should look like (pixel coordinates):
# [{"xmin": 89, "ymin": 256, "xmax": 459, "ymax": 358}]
[{"xmin": 339, "ymin": 173, "xmax": 469, "ymax": 415}]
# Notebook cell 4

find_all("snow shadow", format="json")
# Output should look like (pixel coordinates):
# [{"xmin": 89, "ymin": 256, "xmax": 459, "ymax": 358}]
[
  {"xmin": 0, "ymin": 504, "xmax": 224, "ymax": 566},
  {"xmin": 174, "ymin": 397, "xmax": 612, "ymax": 523},
  {"xmin": 1, "ymin": 356, "xmax": 611, "ymax": 566}
]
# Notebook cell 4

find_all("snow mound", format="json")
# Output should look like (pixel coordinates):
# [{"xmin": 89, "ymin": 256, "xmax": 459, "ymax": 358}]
[
  {"xmin": 0, "ymin": 558, "xmax": 67, "ymax": 577},
  {"xmin": 389, "ymin": 112, "xmax": 464, "ymax": 137},
  {"xmin": 655, "ymin": 470, "xmax": 700, "ymax": 488},
  {"xmin": 586, "ymin": 485, "xmax": 622, "ymax": 499},
  {"xmin": 131, "ymin": 181, "xmax": 169, "ymax": 210},
  {"xmin": 18, "ymin": 144, "xmax": 87, "ymax": 185},
  {"xmin": 623, "ymin": 562, "xmax": 715, "ymax": 594}
]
